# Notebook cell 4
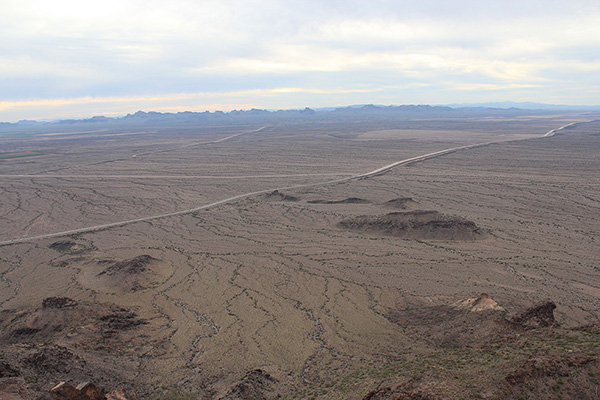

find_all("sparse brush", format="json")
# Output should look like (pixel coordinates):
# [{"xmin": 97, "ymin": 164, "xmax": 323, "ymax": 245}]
[{"xmin": 151, "ymin": 390, "xmax": 199, "ymax": 400}]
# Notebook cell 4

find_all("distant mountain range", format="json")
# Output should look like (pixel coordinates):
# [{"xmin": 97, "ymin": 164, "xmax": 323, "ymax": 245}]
[
  {"xmin": 2, "ymin": 103, "xmax": 599, "ymax": 127},
  {"xmin": 443, "ymin": 101, "xmax": 600, "ymax": 110}
]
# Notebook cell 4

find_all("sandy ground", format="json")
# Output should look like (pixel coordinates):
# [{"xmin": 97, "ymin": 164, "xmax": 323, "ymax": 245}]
[{"xmin": 0, "ymin": 114, "xmax": 599, "ymax": 398}]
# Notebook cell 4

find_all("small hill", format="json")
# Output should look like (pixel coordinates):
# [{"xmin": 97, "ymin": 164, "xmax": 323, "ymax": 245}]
[
  {"xmin": 451, "ymin": 293, "xmax": 505, "ymax": 312},
  {"xmin": 338, "ymin": 210, "xmax": 484, "ymax": 241},
  {"xmin": 262, "ymin": 190, "xmax": 299, "ymax": 202},
  {"xmin": 383, "ymin": 197, "xmax": 419, "ymax": 209},
  {"xmin": 307, "ymin": 197, "xmax": 369, "ymax": 204},
  {"xmin": 97, "ymin": 255, "xmax": 157, "ymax": 276}
]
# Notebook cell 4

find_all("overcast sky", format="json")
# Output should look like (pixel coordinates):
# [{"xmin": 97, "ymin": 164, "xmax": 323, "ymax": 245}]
[{"xmin": 1, "ymin": 0, "xmax": 599, "ymax": 121}]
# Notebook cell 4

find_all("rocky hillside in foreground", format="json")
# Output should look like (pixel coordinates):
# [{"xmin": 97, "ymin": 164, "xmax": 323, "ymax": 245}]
[{"xmin": 2, "ymin": 295, "xmax": 599, "ymax": 400}]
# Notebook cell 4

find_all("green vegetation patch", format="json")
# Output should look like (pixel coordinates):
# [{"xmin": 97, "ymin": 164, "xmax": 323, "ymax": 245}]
[{"xmin": 0, "ymin": 152, "xmax": 45, "ymax": 160}]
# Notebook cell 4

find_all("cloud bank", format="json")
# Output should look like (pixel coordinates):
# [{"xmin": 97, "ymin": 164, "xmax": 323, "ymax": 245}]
[{"xmin": 1, "ymin": 0, "xmax": 599, "ymax": 121}]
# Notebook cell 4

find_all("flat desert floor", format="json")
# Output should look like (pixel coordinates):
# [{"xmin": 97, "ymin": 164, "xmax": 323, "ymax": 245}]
[{"xmin": 0, "ymin": 113, "xmax": 599, "ymax": 399}]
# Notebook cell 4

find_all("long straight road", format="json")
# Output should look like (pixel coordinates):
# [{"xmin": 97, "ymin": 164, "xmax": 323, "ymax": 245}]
[{"xmin": 543, "ymin": 122, "xmax": 576, "ymax": 137}]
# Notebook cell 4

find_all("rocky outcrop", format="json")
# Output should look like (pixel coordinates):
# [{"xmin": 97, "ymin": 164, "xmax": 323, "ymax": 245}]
[
  {"xmin": 502, "ymin": 352, "xmax": 600, "ymax": 399},
  {"xmin": 48, "ymin": 241, "xmax": 90, "ymax": 254},
  {"xmin": 97, "ymin": 255, "xmax": 157, "ymax": 276},
  {"xmin": 24, "ymin": 346, "xmax": 83, "ymax": 375},
  {"xmin": 42, "ymin": 297, "xmax": 79, "ymax": 309},
  {"xmin": 363, "ymin": 381, "xmax": 448, "ymax": 400},
  {"xmin": 0, "ymin": 361, "xmax": 21, "ymax": 378},
  {"xmin": 338, "ymin": 210, "xmax": 483, "ymax": 241},
  {"xmin": 98, "ymin": 309, "xmax": 146, "ymax": 337},
  {"xmin": 510, "ymin": 301, "xmax": 556, "ymax": 329},
  {"xmin": 51, "ymin": 382, "xmax": 98, "ymax": 400},
  {"xmin": 451, "ymin": 293, "xmax": 505, "ymax": 312},
  {"xmin": 50, "ymin": 382, "xmax": 139, "ymax": 400},
  {"xmin": 0, "ymin": 378, "xmax": 34, "ymax": 400},
  {"xmin": 0, "ymin": 299, "xmax": 151, "ymax": 397},
  {"xmin": 219, "ymin": 369, "xmax": 279, "ymax": 400},
  {"xmin": 263, "ymin": 190, "xmax": 299, "ymax": 202},
  {"xmin": 105, "ymin": 388, "xmax": 140, "ymax": 400}
]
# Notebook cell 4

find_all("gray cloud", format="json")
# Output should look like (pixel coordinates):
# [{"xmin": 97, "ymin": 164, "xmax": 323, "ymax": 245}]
[{"xmin": 1, "ymin": 0, "xmax": 599, "ymax": 121}]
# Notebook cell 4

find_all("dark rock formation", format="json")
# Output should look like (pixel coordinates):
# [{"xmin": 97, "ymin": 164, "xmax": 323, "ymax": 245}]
[
  {"xmin": 219, "ymin": 369, "xmax": 278, "ymax": 400},
  {"xmin": 11, "ymin": 328, "xmax": 41, "ymax": 337},
  {"xmin": 48, "ymin": 241, "xmax": 89, "ymax": 254},
  {"xmin": 51, "ymin": 382, "xmax": 94, "ymax": 400},
  {"xmin": 98, "ymin": 255, "xmax": 157, "ymax": 276},
  {"xmin": 308, "ymin": 197, "xmax": 369, "ymax": 204},
  {"xmin": 98, "ymin": 309, "xmax": 146, "ymax": 337},
  {"xmin": 0, "ymin": 361, "xmax": 21, "ymax": 378},
  {"xmin": 363, "ymin": 385, "xmax": 448, "ymax": 400},
  {"xmin": 506, "ymin": 353, "xmax": 597, "ymax": 385},
  {"xmin": 42, "ymin": 297, "xmax": 79, "ymax": 309},
  {"xmin": 264, "ymin": 190, "xmax": 299, "ymax": 202},
  {"xmin": 24, "ymin": 346, "xmax": 82, "ymax": 375},
  {"xmin": 338, "ymin": 210, "xmax": 483, "ymax": 241},
  {"xmin": 511, "ymin": 301, "xmax": 556, "ymax": 329}
]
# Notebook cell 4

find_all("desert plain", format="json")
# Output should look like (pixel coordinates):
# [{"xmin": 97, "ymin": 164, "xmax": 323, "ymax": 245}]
[{"xmin": 0, "ymin": 108, "xmax": 599, "ymax": 399}]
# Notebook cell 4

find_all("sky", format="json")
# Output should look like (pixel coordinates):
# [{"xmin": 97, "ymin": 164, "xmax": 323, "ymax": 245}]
[{"xmin": 1, "ymin": 0, "xmax": 600, "ymax": 122}]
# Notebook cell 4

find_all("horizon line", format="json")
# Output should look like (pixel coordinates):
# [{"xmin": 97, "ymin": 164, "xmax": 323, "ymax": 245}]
[{"xmin": 3, "ymin": 101, "xmax": 600, "ymax": 125}]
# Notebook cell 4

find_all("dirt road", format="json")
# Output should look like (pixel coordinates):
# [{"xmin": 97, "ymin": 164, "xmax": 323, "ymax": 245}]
[{"xmin": 543, "ymin": 122, "xmax": 577, "ymax": 137}]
